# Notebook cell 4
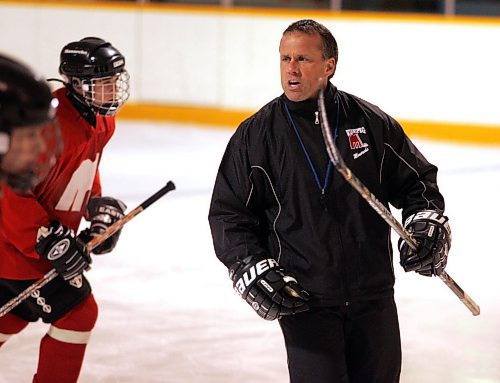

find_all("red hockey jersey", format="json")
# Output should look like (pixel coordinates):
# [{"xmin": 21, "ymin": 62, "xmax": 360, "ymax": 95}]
[{"xmin": 0, "ymin": 87, "xmax": 116, "ymax": 279}]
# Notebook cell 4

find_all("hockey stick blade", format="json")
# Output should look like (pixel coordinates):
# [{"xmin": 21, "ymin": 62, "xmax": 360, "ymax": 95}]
[
  {"xmin": 0, "ymin": 181, "xmax": 176, "ymax": 318},
  {"xmin": 317, "ymin": 86, "xmax": 480, "ymax": 316}
]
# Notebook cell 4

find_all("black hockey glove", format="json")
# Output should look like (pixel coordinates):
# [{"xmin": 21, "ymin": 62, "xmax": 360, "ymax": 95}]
[
  {"xmin": 79, "ymin": 196, "xmax": 126, "ymax": 255},
  {"xmin": 229, "ymin": 256, "xmax": 310, "ymax": 321},
  {"xmin": 35, "ymin": 221, "xmax": 91, "ymax": 281},
  {"xmin": 399, "ymin": 210, "xmax": 451, "ymax": 277}
]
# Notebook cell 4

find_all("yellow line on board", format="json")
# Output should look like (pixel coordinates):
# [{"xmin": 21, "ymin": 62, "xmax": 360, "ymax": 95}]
[
  {"xmin": 1, "ymin": 0, "xmax": 500, "ymax": 26},
  {"xmin": 401, "ymin": 120, "xmax": 500, "ymax": 145},
  {"xmin": 119, "ymin": 103, "xmax": 500, "ymax": 145},
  {"xmin": 4, "ymin": 0, "xmax": 499, "ymax": 144},
  {"xmin": 118, "ymin": 102, "xmax": 254, "ymax": 129}
]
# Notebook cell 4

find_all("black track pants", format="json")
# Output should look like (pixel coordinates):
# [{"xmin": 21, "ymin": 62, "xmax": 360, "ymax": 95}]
[{"xmin": 279, "ymin": 297, "xmax": 401, "ymax": 383}]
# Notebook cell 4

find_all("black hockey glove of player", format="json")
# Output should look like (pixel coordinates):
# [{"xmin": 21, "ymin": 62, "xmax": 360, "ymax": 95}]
[
  {"xmin": 35, "ymin": 221, "xmax": 91, "ymax": 281},
  {"xmin": 79, "ymin": 196, "xmax": 127, "ymax": 255},
  {"xmin": 399, "ymin": 210, "xmax": 451, "ymax": 277},
  {"xmin": 229, "ymin": 256, "xmax": 310, "ymax": 321}
]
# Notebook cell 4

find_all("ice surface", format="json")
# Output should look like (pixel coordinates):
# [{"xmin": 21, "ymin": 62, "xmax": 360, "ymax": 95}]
[{"xmin": 1, "ymin": 121, "xmax": 499, "ymax": 382}]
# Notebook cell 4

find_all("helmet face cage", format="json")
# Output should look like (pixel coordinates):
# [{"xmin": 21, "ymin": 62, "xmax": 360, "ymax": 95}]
[
  {"xmin": 71, "ymin": 70, "xmax": 130, "ymax": 116},
  {"xmin": 59, "ymin": 37, "xmax": 129, "ymax": 116}
]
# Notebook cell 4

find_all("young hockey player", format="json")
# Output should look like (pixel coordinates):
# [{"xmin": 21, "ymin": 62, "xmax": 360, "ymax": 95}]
[{"xmin": 0, "ymin": 37, "xmax": 130, "ymax": 382}]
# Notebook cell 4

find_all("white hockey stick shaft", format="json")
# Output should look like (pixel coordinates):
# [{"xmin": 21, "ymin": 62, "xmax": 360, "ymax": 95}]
[
  {"xmin": 0, "ymin": 181, "xmax": 176, "ymax": 318},
  {"xmin": 318, "ymin": 88, "xmax": 480, "ymax": 316}
]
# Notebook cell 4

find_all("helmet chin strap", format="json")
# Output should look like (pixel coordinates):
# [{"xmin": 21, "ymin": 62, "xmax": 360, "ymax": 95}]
[
  {"xmin": 2, "ymin": 169, "xmax": 37, "ymax": 194},
  {"xmin": 67, "ymin": 91, "xmax": 96, "ymax": 126}
]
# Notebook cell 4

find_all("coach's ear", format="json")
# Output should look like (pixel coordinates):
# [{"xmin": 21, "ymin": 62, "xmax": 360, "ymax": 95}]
[{"xmin": 325, "ymin": 57, "xmax": 336, "ymax": 77}]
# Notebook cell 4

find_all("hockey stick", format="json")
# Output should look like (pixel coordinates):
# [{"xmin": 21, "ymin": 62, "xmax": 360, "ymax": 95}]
[
  {"xmin": 0, "ymin": 181, "xmax": 176, "ymax": 318},
  {"xmin": 317, "ymin": 88, "xmax": 480, "ymax": 316}
]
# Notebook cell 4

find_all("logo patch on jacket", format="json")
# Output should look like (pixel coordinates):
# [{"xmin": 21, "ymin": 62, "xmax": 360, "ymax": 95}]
[{"xmin": 346, "ymin": 127, "xmax": 370, "ymax": 159}]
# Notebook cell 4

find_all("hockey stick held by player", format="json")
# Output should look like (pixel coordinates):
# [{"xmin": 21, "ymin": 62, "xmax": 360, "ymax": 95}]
[
  {"xmin": 317, "ymin": 81, "xmax": 479, "ymax": 316},
  {"xmin": 0, "ymin": 181, "xmax": 175, "ymax": 319}
]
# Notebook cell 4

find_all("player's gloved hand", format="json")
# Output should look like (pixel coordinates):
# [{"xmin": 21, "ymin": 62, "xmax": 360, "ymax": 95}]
[
  {"xmin": 78, "ymin": 196, "xmax": 126, "ymax": 255},
  {"xmin": 399, "ymin": 210, "xmax": 451, "ymax": 277},
  {"xmin": 35, "ymin": 221, "xmax": 91, "ymax": 281},
  {"xmin": 229, "ymin": 256, "xmax": 310, "ymax": 321}
]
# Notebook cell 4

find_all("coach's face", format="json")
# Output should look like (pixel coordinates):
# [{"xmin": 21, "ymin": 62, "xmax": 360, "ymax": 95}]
[{"xmin": 279, "ymin": 31, "xmax": 335, "ymax": 102}]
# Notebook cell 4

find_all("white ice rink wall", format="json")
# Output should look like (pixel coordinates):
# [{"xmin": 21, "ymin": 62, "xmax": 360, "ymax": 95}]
[{"xmin": 1, "ymin": 1, "xmax": 500, "ymax": 142}]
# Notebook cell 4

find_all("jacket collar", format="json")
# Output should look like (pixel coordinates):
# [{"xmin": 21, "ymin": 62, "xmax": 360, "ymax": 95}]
[{"xmin": 281, "ymin": 82, "xmax": 337, "ymax": 115}]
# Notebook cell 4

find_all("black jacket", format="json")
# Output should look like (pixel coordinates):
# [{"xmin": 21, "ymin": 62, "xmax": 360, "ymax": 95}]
[{"xmin": 208, "ymin": 84, "xmax": 445, "ymax": 306}]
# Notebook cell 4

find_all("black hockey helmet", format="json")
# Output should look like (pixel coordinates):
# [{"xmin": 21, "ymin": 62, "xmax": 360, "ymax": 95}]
[
  {"xmin": 59, "ymin": 37, "xmax": 130, "ymax": 116},
  {"xmin": 59, "ymin": 37, "xmax": 126, "ymax": 78},
  {"xmin": 0, "ymin": 54, "xmax": 57, "ymax": 136},
  {"xmin": 0, "ymin": 54, "xmax": 61, "ymax": 193}
]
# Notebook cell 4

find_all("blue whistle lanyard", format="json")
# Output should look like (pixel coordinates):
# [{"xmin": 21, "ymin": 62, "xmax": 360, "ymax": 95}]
[{"xmin": 284, "ymin": 97, "xmax": 340, "ymax": 195}]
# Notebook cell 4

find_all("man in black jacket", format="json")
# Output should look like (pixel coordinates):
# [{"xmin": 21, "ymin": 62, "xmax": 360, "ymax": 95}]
[{"xmin": 209, "ymin": 19, "xmax": 451, "ymax": 383}]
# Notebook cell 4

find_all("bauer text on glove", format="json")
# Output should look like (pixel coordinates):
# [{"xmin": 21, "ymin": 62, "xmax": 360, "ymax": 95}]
[{"xmin": 229, "ymin": 256, "xmax": 310, "ymax": 321}]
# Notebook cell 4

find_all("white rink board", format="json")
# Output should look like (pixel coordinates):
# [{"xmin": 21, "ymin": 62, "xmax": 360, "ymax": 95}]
[{"xmin": 0, "ymin": 3, "xmax": 500, "ymax": 126}]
